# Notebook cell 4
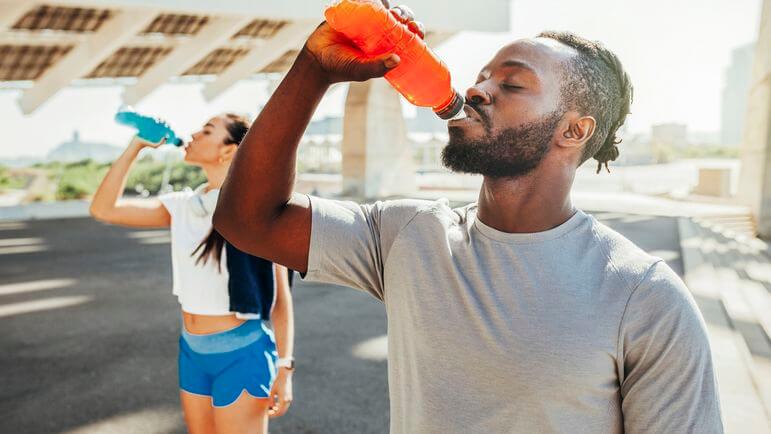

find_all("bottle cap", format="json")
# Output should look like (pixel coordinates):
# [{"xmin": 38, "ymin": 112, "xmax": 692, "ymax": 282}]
[{"xmin": 433, "ymin": 90, "xmax": 465, "ymax": 120}]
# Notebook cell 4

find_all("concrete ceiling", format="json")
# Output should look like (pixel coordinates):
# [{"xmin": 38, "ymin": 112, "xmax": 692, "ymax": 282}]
[{"xmin": 0, "ymin": 0, "xmax": 511, "ymax": 113}]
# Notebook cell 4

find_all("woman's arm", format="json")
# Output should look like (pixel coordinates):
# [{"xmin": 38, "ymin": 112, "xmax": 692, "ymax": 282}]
[
  {"xmin": 269, "ymin": 263, "xmax": 294, "ymax": 417},
  {"xmin": 90, "ymin": 137, "xmax": 170, "ymax": 228}
]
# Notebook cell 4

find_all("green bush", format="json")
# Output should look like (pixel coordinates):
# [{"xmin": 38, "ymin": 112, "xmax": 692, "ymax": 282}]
[
  {"xmin": 125, "ymin": 159, "xmax": 205, "ymax": 195},
  {"xmin": 681, "ymin": 146, "xmax": 740, "ymax": 159},
  {"xmin": 55, "ymin": 159, "xmax": 109, "ymax": 200},
  {"xmin": 0, "ymin": 165, "xmax": 30, "ymax": 192},
  {"xmin": 15, "ymin": 157, "xmax": 207, "ymax": 201},
  {"xmin": 653, "ymin": 144, "xmax": 740, "ymax": 163},
  {"xmin": 0, "ymin": 165, "xmax": 10, "ymax": 187},
  {"xmin": 45, "ymin": 157, "xmax": 204, "ymax": 200}
]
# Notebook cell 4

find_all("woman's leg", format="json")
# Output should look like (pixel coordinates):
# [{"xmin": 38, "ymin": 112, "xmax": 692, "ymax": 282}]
[
  {"xmin": 213, "ymin": 390, "xmax": 271, "ymax": 434},
  {"xmin": 181, "ymin": 391, "xmax": 216, "ymax": 434}
]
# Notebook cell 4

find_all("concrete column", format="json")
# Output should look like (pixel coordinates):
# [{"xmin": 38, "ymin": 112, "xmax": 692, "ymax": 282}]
[
  {"xmin": 342, "ymin": 79, "xmax": 415, "ymax": 199},
  {"xmin": 737, "ymin": 0, "xmax": 771, "ymax": 236}
]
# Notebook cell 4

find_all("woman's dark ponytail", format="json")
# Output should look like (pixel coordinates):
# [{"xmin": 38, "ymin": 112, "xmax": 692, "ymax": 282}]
[{"xmin": 192, "ymin": 113, "xmax": 251, "ymax": 270}]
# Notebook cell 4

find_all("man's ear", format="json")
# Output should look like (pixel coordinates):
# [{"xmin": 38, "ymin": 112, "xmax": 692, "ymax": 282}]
[{"xmin": 559, "ymin": 114, "xmax": 596, "ymax": 149}]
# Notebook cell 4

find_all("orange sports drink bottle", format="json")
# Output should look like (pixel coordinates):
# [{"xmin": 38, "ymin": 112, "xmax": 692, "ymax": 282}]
[{"xmin": 324, "ymin": 0, "xmax": 465, "ymax": 120}]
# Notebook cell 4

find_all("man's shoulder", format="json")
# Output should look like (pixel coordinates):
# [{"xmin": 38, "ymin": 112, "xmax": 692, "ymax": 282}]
[
  {"xmin": 586, "ymin": 215, "xmax": 664, "ymax": 290},
  {"xmin": 378, "ymin": 197, "xmax": 449, "ymax": 214},
  {"xmin": 379, "ymin": 197, "xmax": 461, "ymax": 220},
  {"xmin": 585, "ymin": 216, "xmax": 698, "ymax": 324},
  {"xmin": 307, "ymin": 195, "xmax": 456, "ymax": 237},
  {"xmin": 374, "ymin": 197, "xmax": 461, "ymax": 236}
]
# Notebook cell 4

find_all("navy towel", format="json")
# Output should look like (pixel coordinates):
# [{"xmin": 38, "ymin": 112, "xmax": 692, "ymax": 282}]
[{"xmin": 225, "ymin": 242, "xmax": 293, "ymax": 320}]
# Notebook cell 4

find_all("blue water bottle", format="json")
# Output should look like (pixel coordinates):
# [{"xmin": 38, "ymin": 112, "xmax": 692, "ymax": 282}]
[{"xmin": 114, "ymin": 106, "xmax": 183, "ymax": 146}]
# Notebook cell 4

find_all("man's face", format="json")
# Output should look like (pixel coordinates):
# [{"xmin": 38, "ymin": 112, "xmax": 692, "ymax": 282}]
[{"xmin": 443, "ymin": 38, "xmax": 576, "ymax": 178}]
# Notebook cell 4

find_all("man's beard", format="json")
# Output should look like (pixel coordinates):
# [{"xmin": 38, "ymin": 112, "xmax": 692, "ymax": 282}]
[{"xmin": 442, "ymin": 110, "xmax": 563, "ymax": 178}]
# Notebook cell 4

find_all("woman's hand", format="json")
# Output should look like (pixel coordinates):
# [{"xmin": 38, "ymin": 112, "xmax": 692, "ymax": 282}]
[
  {"xmin": 268, "ymin": 368, "xmax": 293, "ymax": 418},
  {"xmin": 129, "ymin": 135, "xmax": 165, "ymax": 150}
]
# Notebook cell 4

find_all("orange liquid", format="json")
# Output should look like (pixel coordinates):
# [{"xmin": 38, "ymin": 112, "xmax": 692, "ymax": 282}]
[{"xmin": 325, "ymin": 0, "xmax": 456, "ymax": 112}]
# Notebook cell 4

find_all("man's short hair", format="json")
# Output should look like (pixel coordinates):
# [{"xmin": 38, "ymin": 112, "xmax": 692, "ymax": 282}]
[{"xmin": 538, "ymin": 31, "xmax": 633, "ymax": 173}]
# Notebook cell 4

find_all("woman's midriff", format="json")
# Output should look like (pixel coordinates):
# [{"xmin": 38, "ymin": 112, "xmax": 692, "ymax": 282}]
[{"xmin": 182, "ymin": 310, "xmax": 245, "ymax": 335}]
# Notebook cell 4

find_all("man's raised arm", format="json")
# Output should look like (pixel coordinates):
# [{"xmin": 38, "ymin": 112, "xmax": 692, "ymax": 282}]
[{"xmin": 213, "ymin": 20, "xmax": 399, "ymax": 273}]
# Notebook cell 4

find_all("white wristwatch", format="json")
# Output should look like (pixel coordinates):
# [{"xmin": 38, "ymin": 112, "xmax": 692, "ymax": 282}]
[{"xmin": 276, "ymin": 357, "xmax": 295, "ymax": 370}]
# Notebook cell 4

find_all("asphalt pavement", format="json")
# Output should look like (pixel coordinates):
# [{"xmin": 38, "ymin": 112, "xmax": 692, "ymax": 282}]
[{"xmin": 0, "ymin": 212, "xmax": 682, "ymax": 433}]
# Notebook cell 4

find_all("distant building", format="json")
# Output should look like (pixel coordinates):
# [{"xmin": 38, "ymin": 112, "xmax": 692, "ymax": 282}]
[
  {"xmin": 305, "ymin": 117, "xmax": 343, "ymax": 135},
  {"xmin": 721, "ymin": 44, "xmax": 755, "ymax": 146},
  {"xmin": 617, "ymin": 133, "xmax": 654, "ymax": 166},
  {"xmin": 301, "ymin": 110, "xmax": 451, "ymax": 173},
  {"xmin": 651, "ymin": 123, "xmax": 688, "ymax": 149},
  {"xmin": 46, "ymin": 131, "xmax": 122, "ymax": 163},
  {"xmin": 306, "ymin": 107, "xmax": 447, "ymax": 137},
  {"xmin": 407, "ymin": 107, "xmax": 447, "ymax": 134}
]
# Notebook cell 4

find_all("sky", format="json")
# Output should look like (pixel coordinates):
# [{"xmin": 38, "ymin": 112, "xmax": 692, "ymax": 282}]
[{"xmin": 0, "ymin": 0, "xmax": 763, "ymax": 159}]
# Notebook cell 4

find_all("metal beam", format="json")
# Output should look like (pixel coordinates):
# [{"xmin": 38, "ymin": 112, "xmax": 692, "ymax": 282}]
[
  {"xmin": 202, "ymin": 21, "xmax": 315, "ymax": 101},
  {"xmin": 0, "ymin": 30, "xmax": 89, "ymax": 46},
  {"xmin": 17, "ymin": 8, "xmax": 158, "ymax": 114},
  {"xmin": 122, "ymin": 15, "xmax": 253, "ymax": 105},
  {"xmin": 0, "ymin": 30, "xmax": 204, "ymax": 48},
  {"xmin": 47, "ymin": 0, "xmax": 510, "ymax": 32},
  {"xmin": 0, "ymin": 0, "xmax": 36, "ymax": 29}
]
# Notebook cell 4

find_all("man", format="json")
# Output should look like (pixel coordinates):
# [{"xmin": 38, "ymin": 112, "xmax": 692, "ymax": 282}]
[{"xmin": 213, "ymin": 6, "xmax": 723, "ymax": 433}]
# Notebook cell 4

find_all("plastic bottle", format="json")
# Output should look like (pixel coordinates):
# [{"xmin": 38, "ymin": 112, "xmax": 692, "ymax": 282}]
[
  {"xmin": 324, "ymin": 0, "xmax": 465, "ymax": 120},
  {"xmin": 114, "ymin": 107, "xmax": 183, "ymax": 146}
]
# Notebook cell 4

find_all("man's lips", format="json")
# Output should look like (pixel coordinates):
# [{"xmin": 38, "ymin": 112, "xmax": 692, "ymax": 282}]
[
  {"xmin": 463, "ymin": 104, "xmax": 482, "ymax": 122},
  {"xmin": 449, "ymin": 105, "xmax": 483, "ymax": 127}
]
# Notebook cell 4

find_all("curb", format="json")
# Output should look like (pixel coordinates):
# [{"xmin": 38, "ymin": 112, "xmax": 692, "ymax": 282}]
[{"xmin": 0, "ymin": 200, "xmax": 91, "ymax": 221}]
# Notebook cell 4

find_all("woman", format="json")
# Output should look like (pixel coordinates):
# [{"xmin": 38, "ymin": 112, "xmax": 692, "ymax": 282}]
[{"xmin": 90, "ymin": 114, "xmax": 293, "ymax": 434}]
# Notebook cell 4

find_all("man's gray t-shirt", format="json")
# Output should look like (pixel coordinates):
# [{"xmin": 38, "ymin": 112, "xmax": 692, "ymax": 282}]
[{"xmin": 303, "ymin": 196, "xmax": 722, "ymax": 434}]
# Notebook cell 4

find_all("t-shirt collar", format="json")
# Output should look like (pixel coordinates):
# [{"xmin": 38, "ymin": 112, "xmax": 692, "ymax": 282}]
[
  {"xmin": 471, "ymin": 206, "xmax": 588, "ymax": 244},
  {"xmin": 190, "ymin": 184, "xmax": 219, "ymax": 217}
]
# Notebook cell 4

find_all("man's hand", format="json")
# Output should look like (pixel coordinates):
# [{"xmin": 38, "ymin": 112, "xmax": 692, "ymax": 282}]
[
  {"xmin": 302, "ymin": 21, "xmax": 400, "ymax": 85},
  {"xmin": 268, "ymin": 368, "xmax": 293, "ymax": 418},
  {"xmin": 302, "ymin": 2, "xmax": 426, "ymax": 85}
]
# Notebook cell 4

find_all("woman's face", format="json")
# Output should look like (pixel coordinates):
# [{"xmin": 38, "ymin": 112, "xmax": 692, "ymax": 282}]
[{"xmin": 183, "ymin": 116, "xmax": 234, "ymax": 166}]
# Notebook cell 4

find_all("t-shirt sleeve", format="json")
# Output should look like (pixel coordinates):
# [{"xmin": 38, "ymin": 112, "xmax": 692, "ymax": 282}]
[
  {"xmin": 302, "ymin": 195, "xmax": 426, "ymax": 301},
  {"xmin": 619, "ymin": 260, "xmax": 723, "ymax": 433},
  {"xmin": 157, "ymin": 191, "xmax": 189, "ymax": 219}
]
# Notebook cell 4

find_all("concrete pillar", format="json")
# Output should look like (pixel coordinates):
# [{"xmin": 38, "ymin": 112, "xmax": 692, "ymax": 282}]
[
  {"xmin": 342, "ymin": 79, "xmax": 415, "ymax": 199},
  {"xmin": 737, "ymin": 0, "xmax": 771, "ymax": 236}
]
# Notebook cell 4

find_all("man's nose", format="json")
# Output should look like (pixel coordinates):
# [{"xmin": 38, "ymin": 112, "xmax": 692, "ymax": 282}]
[{"xmin": 465, "ymin": 86, "xmax": 491, "ymax": 106}]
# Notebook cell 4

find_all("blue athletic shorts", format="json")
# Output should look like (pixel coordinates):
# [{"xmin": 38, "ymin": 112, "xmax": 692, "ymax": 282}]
[{"xmin": 179, "ymin": 320, "xmax": 278, "ymax": 407}]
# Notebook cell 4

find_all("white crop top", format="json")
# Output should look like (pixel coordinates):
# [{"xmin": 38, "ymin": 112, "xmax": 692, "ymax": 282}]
[{"xmin": 159, "ymin": 185, "xmax": 241, "ymax": 316}]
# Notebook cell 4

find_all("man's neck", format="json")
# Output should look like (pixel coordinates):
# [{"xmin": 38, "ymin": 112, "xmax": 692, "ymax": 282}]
[{"xmin": 476, "ymin": 163, "xmax": 576, "ymax": 234}]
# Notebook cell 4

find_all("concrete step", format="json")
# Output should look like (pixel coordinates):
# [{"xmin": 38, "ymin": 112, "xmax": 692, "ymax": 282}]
[
  {"xmin": 714, "ymin": 268, "xmax": 771, "ymax": 360},
  {"xmin": 678, "ymin": 218, "xmax": 771, "ymax": 432},
  {"xmin": 755, "ymin": 356, "xmax": 771, "ymax": 423},
  {"xmin": 692, "ymin": 222, "xmax": 771, "ymax": 342},
  {"xmin": 690, "ymin": 224, "xmax": 771, "ymax": 349},
  {"xmin": 694, "ymin": 214, "xmax": 757, "ymax": 240}
]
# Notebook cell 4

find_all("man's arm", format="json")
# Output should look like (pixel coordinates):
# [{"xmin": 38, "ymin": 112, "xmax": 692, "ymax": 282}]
[{"xmin": 213, "ymin": 21, "xmax": 399, "ymax": 273}]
